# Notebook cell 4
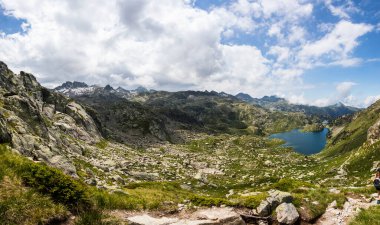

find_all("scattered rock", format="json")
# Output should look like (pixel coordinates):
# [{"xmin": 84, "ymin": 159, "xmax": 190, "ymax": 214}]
[
  {"xmin": 256, "ymin": 200, "xmax": 272, "ymax": 217},
  {"xmin": 275, "ymin": 203, "xmax": 299, "ymax": 225},
  {"xmin": 316, "ymin": 197, "xmax": 375, "ymax": 225}
]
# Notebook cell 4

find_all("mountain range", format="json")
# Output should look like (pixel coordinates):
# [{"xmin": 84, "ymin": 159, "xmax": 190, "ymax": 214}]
[{"xmin": 55, "ymin": 82, "xmax": 360, "ymax": 123}]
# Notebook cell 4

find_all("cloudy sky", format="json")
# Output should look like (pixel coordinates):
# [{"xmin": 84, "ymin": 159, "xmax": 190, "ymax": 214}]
[{"xmin": 0, "ymin": 0, "xmax": 379, "ymax": 107}]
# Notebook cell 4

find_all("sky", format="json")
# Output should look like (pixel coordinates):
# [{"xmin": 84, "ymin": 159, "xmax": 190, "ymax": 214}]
[{"xmin": 0, "ymin": 0, "xmax": 379, "ymax": 108}]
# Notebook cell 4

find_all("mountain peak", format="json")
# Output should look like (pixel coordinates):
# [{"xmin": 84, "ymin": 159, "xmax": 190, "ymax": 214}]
[
  {"xmin": 134, "ymin": 86, "xmax": 149, "ymax": 93},
  {"xmin": 334, "ymin": 102, "xmax": 345, "ymax": 107},
  {"xmin": 261, "ymin": 95, "xmax": 285, "ymax": 102},
  {"xmin": 235, "ymin": 93, "xmax": 254, "ymax": 101},
  {"xmin": 55, "ymin": 81, "xmax": 89, "ymax": 90},
  {"xmin": 104, "ymin": 84, "xmax": 114, "ymax": 91}
]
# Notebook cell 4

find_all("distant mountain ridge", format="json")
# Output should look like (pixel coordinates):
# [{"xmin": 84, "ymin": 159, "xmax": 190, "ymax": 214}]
[
  {"xmin": 235, "ymin": 93, "xmax": 360, "ymax": 120},
  {"xmin": 54, "ymin": 82, "xmax": 360, "ymax": 122}
]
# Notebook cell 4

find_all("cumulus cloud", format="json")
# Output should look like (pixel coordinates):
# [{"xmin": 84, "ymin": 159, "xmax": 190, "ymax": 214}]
[
  {"xmin": 298, "ymin": 20, "xmax": 373, "ymax": 66},
  {"xmin": 324, "ymin": 0, "xmax": 360, "ymax": 19},
  {"xmin": 313, "ymin": 81, "xmax": 357, "ymax": 107},
  {"xmin": 0, "ymin": 0, "xmax": 375, "ymax": 106},
  {"xmin": 364, "ymin": 95, "xmax": 380, "ymax": 107}
]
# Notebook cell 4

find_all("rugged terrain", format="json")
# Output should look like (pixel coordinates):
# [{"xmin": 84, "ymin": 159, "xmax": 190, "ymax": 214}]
[{"xmin": 0, "ymin": 61, "xmax": 379, "ymax": 225}]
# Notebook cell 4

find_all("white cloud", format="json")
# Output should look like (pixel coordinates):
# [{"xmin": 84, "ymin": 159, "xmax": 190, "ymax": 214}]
[
  {"xmin": 0, "ymin": 0, "xmax": 375, "ymax": 107},
  {"xmin": 324, "ymin": 0, "xmax": 360, "ymax": 19},
  {"xmin": 268, "ymin": 46, "xmax": 290, "ymax": 62},
  {"xmin": 364, "ymin": 95, "xmax": 380, "ymax": 107},
  {"xmin": 298, "ymin": 21, "xmax": 373, "ymax": 63},
  {"xmin": 313, "ymin": 81, "xmax": 357, "ymax": 107},
  {"xmin": 336, "ymin": 82, "xmax": 357, "ymax": 95}
]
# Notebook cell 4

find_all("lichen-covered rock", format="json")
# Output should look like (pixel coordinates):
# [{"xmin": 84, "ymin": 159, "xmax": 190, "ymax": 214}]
[
  {"xmin": 0, "ymin": 61, "xmax": 102, "ymax": 177},
  {"xmin": 368, "ymin": 119, "xmax": 380, "ymax": 144},
  {"xmin": 0, "ymin": 117, "xmax": 11, "ymax": 143},
  {"xmin": 268, "ymin": 190, "xmax": 293, "ymax": 204},
  {"xmin": 256, "ymin": 190, "xmax": 293, "ymax": 216},
  {"xmin": 257, "ymin": 200, "xmax": 272, "ymax": 216},
  {"xmin": 275, "ymin": 203, "xmax": 299, "ymax": 225}
]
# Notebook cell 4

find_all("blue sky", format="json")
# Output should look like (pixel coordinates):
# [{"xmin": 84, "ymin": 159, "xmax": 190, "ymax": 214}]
[{"xmin": 0, "ymin": 0, "xmax": 379, "ymax": 107}]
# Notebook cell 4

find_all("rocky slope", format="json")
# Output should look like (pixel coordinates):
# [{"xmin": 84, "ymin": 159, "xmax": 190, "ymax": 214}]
[
  {"xmin": 55, "ymin": 82, "xmax": 310, "ymax": 138},
  {"xmin": 0, "ymin": 62, "xmax": 103, "ymax": 176}
]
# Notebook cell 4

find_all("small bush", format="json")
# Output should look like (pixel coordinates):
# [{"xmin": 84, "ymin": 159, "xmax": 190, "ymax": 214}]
[
  {"xmin": 75, "ymin": 208, "xmax": 122, "ymax": 225},
  {"xmin": 0, "ymin": 176, "xmax": 68, "ymax": 225},
  {"xmin": 19, "ymin": 162, "xmax": 91, "ymax": 211},
  {"xmin": 96, "ymin": 139, "xmax": 109, "ymax": 149},
  {"xmin": 189, "ymin": 195, "xmax": 230, "ymax": 207}
]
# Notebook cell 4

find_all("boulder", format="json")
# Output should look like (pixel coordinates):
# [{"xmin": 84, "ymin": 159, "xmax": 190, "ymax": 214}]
[
  {"xmin": 256, "ymin": 200, "xmax": 272, "ymax": 216},
  {"xmin": 368, "ymin": 119, "xmax": 380, "ymax": 144},
  {"xmin": 256, "ymin": 190, "xmax": 293, "ymax": 216},
  {"xmin": 268, "ymin": 190, "xmax": 293, "ymax": 204},
  {"xmin": 275, "ymin": 203, "xmax": 299, "ymax": 225},
  {"xmin": 48, "ymin": 155, "xmax": 78, "ymax": 177}
]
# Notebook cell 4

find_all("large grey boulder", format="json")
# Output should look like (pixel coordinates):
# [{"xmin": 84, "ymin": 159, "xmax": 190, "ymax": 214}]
[
  {"xmin": 256, "ymin": 190, "xmax": 293, "ymax": 216},
  {"xmin": 275, "ymin": 203, "xmax": 299, "ymax": 225}
]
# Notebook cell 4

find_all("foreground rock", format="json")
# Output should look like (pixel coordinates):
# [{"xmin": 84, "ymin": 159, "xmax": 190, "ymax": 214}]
[
  {"xmin": 275, "ymin": 203, "xmax": 299, "ymax": 225},
  {"xmin": 126, "ymin": 207, "xmax": 245, "ymax": 225},
  {"xmin": 316, "ymin": 198, "xmax": 375, "ymax": 225},
  {"xmin": 256, "ymin": 190, "xmax": 293, "ymax": 216}
]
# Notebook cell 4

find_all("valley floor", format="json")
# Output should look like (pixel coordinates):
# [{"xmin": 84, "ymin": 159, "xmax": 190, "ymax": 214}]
[{"xmin": 1, "ymin": 131, "xmax": 379, "ymax": 225}]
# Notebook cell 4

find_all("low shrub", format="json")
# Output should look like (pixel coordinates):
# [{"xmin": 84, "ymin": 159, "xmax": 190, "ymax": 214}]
[{"xmin": 19, "ymin": 162, "xmax": 91, "ymax": 211}]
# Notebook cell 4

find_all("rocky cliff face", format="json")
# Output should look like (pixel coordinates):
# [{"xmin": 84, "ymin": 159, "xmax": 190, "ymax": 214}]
[
  {"xmin": 0, "ymin": 61, "xmax": 102, "ymax": 176},
  {"xmin": 367, "ymin": 118, "xmax": 380, "ymax": 145}
]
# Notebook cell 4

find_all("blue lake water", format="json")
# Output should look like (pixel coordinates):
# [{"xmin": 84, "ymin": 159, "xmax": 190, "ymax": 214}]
[{"xmin": 269, "ymin": 128, "xmax": 329, "ymax": 155}]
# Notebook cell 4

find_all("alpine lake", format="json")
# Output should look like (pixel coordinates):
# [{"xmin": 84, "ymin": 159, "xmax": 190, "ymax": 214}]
[{"xmin": 269, "ymin": 128, "xmax": 329, "ymax": 155}]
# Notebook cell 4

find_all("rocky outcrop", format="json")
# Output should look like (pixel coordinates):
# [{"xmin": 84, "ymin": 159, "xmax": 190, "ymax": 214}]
[
  {"xmin": 254, "ymin": 190, "xmax": 299, "ymax": 224},
  {"xmin": 0, "ymin": 61, "xmax": 102, "ymax": 176},
  {"xmin": 316, "ymin": 198, "xmax": 376, "ymax": 225},
  {"xmin": 367, "ymin": 118, "xmax": 380, "ymax": 144},
  {"xmin": 256, "ymin": 190, "xmax": 293, "ymax": 217}
]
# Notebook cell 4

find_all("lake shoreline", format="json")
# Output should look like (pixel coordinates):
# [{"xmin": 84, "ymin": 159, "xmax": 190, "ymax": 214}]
[{"xmin": 269, "ymin": 128, "xmax": 329, "ymax": 155}]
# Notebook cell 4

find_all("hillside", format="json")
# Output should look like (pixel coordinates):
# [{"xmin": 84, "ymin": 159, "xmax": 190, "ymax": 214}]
[
  {"xmin": 0, "ymin": 62, "xmax": 379, "ymax": 225},
  {"xmin": 55, "ymin": 82, "xmax": 310, "ymax": 139},
  {"xmin": 315, "ymin": 99, "xmax": 380, "ymax": 185}
]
